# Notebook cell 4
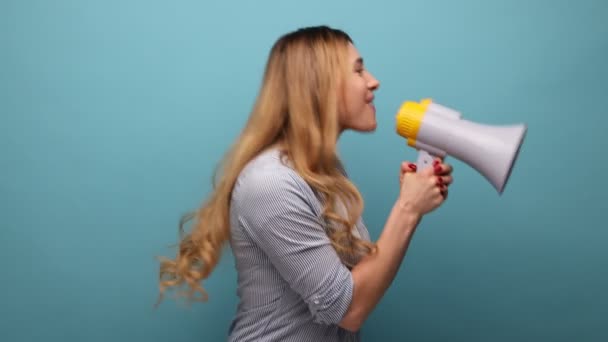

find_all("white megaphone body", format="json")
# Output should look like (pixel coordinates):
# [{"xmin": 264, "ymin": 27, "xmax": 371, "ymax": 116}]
[{"xmin": 395, "ymin": 98, "xmax": 527, "ymax": 194}]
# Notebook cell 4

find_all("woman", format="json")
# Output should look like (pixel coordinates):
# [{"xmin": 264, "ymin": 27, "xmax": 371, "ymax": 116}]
[{"xmin": 157, "ymin": 25, "xmax": 453, "ymax": 341}]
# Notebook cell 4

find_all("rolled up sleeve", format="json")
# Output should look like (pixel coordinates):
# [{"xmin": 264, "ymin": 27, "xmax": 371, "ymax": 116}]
[{"xmin": 236, "ymin": 169, "xmax": 354, "ymax": 325}]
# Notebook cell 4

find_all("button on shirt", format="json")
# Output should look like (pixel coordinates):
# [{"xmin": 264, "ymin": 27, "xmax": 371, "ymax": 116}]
[{"xmin": 227, "ymin": 148, "xmax": 371, "ymax": 341}]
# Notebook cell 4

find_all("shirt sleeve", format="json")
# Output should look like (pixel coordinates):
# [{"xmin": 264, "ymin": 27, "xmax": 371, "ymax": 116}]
[{"xmin": 234, "ymin": 167, "xmax": 354, "ymax": 326}]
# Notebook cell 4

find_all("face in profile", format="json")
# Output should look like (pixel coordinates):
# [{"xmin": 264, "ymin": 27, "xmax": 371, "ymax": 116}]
[{"xmin": 338, "ymin": 43, "xmax": 380, "ymax": 133}]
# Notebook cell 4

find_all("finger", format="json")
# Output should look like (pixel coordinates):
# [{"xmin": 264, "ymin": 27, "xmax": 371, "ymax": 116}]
[
  {"xmin": 436, "ymin": 175, "xmax": 453, "ymax": 186},
  {"xmin": 441, "ymin": 163, "xmax": 453, "ymax": 175},
  {"xmin": 401, "ymin": 162, "xmax": 417, "ymax": 173},
  {"xmin": 432, "ymin": 156, "xmax": 445, "ymax": 165},
  {"xmin": 400, "ymin": 163, "xmax": 413, "ymax": 183},
  {"xmin": 434, "ymin": 184, "xmax": 447, "ymax": 201},
  {"xmin": 433, "ymin": 181, "xmax": 448, "ymax": 195},
  {"xmin": 433, "ymin": 162, "xmax": 453, "ymax": 175}
]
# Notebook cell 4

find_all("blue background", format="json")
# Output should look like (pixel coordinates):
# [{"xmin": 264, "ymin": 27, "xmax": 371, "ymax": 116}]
[{"xmin": 2, "ymin": 0, "xmax": 607, "ymax": 341}]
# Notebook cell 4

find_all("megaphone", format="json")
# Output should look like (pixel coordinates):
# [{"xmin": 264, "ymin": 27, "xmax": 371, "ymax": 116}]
[{"xmin": 395, "ymin": 98, "xmax": 527, "ymax": 194}]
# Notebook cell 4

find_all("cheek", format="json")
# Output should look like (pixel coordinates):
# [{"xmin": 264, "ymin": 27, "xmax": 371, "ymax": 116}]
[
  {"xmin": 343, "ymin": 83, "xmax": 363, "ymax": 110},
  {"xmin": 337, "ymin": 78, "xmax": 366, "ymax": 120}
]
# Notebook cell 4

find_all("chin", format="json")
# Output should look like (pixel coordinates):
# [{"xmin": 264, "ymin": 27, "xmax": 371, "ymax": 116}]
[
  {"xmin": 353, "ymin": 121, "xmax": 377, "ymax": 133},
  {"xmin": 341, "ymin": 113, "xmax": 377, "ymax": 133}
]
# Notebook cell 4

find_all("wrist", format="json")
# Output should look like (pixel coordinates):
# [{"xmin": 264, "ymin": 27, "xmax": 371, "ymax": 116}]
[{"xmin": 393, "ymin": 199, "xmax": 422, "ymax": 227}]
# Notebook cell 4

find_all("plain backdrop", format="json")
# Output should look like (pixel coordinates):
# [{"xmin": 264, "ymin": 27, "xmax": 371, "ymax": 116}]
[{"xmin": 2, "ymin": 0, "xmax": 607, "ymax": 341}]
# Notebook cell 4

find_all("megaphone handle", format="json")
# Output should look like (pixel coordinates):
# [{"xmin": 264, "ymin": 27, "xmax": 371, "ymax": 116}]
[{"xmin": 416, "ymin": 150, "xmax": 436, "ymax": 172}]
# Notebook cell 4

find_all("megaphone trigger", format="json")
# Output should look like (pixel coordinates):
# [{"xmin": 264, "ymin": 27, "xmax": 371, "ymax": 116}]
[
  {"xmin": 415, "ymin": 149, "xmax": 437, "ymax": 172},
  {"xmin": 416, "ymin": 150, "xmax": 433, "ymax": 171}
]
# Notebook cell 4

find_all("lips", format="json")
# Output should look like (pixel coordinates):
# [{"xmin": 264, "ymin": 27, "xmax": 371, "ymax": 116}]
[{"xmin": 366, "ymin": 94, "xmax": 376, "ymax": 114}]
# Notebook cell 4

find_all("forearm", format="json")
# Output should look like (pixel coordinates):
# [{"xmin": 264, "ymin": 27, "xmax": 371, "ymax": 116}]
[{"xmin": 339, "ymin": 200, "xmax": 421, "ymax": 331}]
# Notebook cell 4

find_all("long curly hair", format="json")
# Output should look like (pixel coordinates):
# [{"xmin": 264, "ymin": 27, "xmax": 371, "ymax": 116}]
[{"xmin": 156, "ymin": 25, "xmax": 377, "ymax": 306}]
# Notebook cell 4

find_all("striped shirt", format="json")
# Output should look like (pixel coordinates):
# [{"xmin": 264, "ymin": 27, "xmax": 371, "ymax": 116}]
[{"xmin": 227, "ymin": 148, "xmax": 371, "ymax": 341}]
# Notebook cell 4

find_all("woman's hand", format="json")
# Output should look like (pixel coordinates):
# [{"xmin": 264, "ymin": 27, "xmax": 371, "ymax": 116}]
[{"xmin": 398, "ymin": 158, "xmax": 453, "ymax": 216}]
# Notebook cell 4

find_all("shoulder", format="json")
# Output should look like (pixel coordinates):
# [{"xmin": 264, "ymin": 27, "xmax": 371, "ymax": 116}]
[{"xmin": 231, "ymin": 149, "xmax": 316, "ymax": 213}]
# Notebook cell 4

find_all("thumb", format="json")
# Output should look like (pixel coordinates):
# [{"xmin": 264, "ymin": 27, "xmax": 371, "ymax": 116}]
[{"xmin": 401, "ymin": 161, "xmax": 417, "ymax": 173}]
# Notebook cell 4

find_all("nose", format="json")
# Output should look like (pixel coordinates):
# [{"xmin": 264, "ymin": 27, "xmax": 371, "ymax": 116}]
[{"xmin": 367, "ymin": 73, "xmax": 380, "ymax": 91}]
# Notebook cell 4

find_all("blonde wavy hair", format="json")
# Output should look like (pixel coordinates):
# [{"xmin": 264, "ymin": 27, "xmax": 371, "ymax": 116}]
[{"xmin": 156, "ymin": 25, "xmax": 377, "ymax": 306}]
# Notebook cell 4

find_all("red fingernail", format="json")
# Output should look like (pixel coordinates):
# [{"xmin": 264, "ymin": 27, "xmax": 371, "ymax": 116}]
[
  {"xmin": 409, "ymin": 163, "xmax": 417, "ymax": 170},
  {"xmin": 434, "ymin": 164, "xmax": 441, "ymax": 173},
  {"xmin": 433, "ymin": 160, "xmax": 440, "ymax": 166},
  {"xmin": 437, "ymin": 177, "xmax": 443, "ymax": 185}
]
